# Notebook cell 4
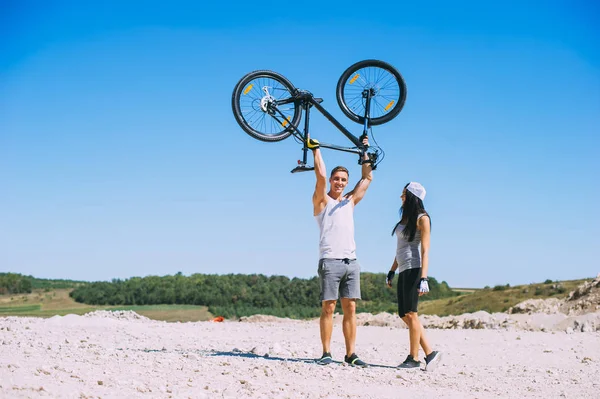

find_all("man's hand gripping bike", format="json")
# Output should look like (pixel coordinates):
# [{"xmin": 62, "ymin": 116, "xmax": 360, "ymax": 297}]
[{"xmin": 231, "ymin": 60, "xmax": 407, "ymax": 172}]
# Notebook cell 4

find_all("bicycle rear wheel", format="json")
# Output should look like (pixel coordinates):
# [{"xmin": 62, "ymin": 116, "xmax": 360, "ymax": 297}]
[
  {"xmin": 336, "ymin": 60, "xmax": 407, "ymax": 126},
  {"xmin": 232, "ymin": 70, "xmax": 301, "ymax": 142}
]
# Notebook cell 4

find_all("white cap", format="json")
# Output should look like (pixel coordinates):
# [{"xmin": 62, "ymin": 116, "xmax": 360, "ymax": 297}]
[{"xmin": 406, "ymin": 182, "xmax": 426, "ymax": 201}]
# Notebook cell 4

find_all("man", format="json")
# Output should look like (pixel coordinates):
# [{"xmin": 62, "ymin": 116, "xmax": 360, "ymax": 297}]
[{"xmin": 307, "ymin": 134, "xmax": 372, "ymax": 367}]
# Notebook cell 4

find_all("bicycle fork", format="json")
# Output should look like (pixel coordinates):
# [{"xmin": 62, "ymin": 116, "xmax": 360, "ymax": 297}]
[
  {"xmin": 291, "ymin": 101, "xmax": 315, "ymax": 173},
  {"xmin": 359, "ymin": 89, "xmax": 379, "ymax": 169}
]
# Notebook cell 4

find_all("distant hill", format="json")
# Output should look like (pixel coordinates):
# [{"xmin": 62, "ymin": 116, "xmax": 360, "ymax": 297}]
[{"xmin": 419, "ymin": 278, "xmax": 591, "ymax": 316}]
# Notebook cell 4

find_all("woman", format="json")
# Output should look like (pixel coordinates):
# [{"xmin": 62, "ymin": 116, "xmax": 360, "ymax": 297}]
[{"xmin": 386, "ymin": 182, "xmax": 442, "ymax": 370}]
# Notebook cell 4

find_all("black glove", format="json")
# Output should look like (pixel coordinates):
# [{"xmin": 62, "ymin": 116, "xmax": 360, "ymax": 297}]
[{"xmin": 386, "ymin": 270, "xmax": 395, "ymax": 286}]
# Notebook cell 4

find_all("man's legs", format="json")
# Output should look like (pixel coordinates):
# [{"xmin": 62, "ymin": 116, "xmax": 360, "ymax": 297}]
[
  {"xmin": 318, "ymin": 258, "xmax": 341, "ymax": 357},
  {"xmin": 340, "ymin": 297, "xmax": 357, "ymax": 356},
  {"xmin": 320, "ymin": 300, "xmax": 337, "ymax": 354},
  {"xmin": 337, "ymin": 259, "xmax": 366, "ymax": 366}
]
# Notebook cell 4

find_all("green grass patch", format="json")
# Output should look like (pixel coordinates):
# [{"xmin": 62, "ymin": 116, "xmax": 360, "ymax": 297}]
[
  {"xmin": 0, "ymin": 304, "xmax": 41, "ymax": 313},
  {"xmin": 0, "ymin": 290, "xmax": 212, "ymax": 322}
]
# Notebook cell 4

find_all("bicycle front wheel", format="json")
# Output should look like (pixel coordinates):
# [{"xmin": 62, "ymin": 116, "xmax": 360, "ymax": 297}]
[
  {"xmin": 232, "ymin": 70, "xmax": 301, "ymax": 142},
  {"xmin": 336, "ymin": 60, "xmax": 407, "ymax": 126}
]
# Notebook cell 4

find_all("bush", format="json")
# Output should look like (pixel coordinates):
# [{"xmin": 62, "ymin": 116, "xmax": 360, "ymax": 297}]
[{"xmin": 544, "ymin": 279, "xmax": 553, "ymax": 284}]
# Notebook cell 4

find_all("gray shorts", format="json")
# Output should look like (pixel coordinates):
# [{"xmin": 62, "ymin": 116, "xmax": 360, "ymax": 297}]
[{"xmin": 317, "ymin": 258, "xmax": 361, "ymax": 301}]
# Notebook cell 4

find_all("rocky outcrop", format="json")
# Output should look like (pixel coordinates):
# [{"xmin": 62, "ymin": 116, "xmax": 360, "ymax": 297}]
[
  {"xmin": 508, "ymin": 298, "xmax": 563, "ymax": 315},
  {"xmin": 507, "ymin": 274, "xmax": 600, "ymax": 318},
  {"xmin": 561, "ymin": 274, "xmax": 600, "ymax": 315}
]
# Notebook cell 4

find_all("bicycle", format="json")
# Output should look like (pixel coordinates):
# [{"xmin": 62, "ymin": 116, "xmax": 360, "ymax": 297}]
[{"xmin": 231, "ymin": 60, "xmax": 407, "ymax": 172}]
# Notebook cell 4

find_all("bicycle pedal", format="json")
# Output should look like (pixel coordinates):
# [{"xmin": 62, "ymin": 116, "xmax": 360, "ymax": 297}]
[{"xmin": 291, "ymin": 165, "xmax": 315, "ymax": 173}]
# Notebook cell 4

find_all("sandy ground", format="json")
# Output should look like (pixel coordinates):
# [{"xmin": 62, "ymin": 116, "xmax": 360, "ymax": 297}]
[{"xmin": 1, "ymin": 312, "xmax": 599, "ymax": 399}]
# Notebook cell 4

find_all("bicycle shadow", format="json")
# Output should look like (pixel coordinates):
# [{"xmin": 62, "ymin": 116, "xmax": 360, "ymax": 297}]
[
  {"xmin": 209, "ymin": 350, "xmax": 398, "ymax": 369},
  {"xmin": 119, "ymin": 347, "xmax": 399, "ymax": 369},
  {"xmin": 208, "ymin": 350, "xmax": 317, "ymax": 364}
]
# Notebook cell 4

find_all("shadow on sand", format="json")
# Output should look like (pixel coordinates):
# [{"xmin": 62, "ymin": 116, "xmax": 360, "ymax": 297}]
[
  {"xmin": 209, "ymin": 350, "xmax": 398, "ymax": 369},
  {"xmin": 118, "ymin": 347, "xmax": 398, "ymax": 369}
]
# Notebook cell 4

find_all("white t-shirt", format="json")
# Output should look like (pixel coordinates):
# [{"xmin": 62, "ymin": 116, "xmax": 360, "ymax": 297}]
[{"xmin": 315, "ymin": 196, "xmax": 356, "ymax": 259}]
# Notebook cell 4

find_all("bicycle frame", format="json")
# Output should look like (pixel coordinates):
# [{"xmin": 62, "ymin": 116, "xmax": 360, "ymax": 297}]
[{"xmin": 268, "ymin": 89, "xmax": 378, "ymax": 171}]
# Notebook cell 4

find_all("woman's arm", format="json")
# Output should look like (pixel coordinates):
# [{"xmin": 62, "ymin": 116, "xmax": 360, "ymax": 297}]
[
  {"xmin": 386, "ymin": 258, "xmax": 399, "ymax": 288},
  {"xmin": 418, "ymin": 215, "xmax": 431, "ymax": 279}
]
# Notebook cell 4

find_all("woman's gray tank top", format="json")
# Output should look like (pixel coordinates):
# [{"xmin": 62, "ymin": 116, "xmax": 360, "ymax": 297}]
[{"xmin": 395, "ymin": 213, "xmax": 426, "ymax": 272}]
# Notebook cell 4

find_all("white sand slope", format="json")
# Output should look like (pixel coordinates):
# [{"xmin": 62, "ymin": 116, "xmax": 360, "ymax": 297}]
[{"xmin": 1, "ymin": 311, "xmax": 599, "ymax": 398}]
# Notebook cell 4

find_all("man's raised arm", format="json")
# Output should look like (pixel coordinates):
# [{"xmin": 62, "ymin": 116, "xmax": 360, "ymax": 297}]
[
  {"xmin": 308, "ymin": 136, "xmax": 327, "ymax": 216},
  {"xmin": 347, "ymin": 136, "xmax": 373, "ymax": 205}
]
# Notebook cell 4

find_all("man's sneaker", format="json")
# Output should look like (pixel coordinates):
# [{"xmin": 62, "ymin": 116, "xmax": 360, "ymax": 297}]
[
  {"xmin": 316, "ymin": 352, "xmax": 333, "ymax": 365},
  {"xmin": 344, "ymin": 353, "xmax": 367, "ymax": 367},
  {"xmin": 397, "ymin": 355, "xmax": 421, "ymax": 369},
  {"xmin": 425, "ymin": 351, "xmax": 442, "ymax": 371}
]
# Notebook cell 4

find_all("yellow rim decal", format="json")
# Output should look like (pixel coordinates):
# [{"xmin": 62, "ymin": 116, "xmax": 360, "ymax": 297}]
[
  {"xmin": 243, "ymin": 84, "xmax": 254, "ymax": 95},
  {"xmin": 384, "ymin": 100, "xmax": 395, "ymax": 111},
  {"xmin": 282, "ymin": 116, "xmax": 291, "ymax": 127},
  {"xmin": 349, "ymin": 74, "xmax": 359, "ymax": 84}
]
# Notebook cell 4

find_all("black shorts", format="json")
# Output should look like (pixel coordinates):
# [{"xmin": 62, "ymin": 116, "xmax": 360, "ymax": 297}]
[{"xmin": 397, "ymin": 267, "xmax": 421, "ymax": 318}]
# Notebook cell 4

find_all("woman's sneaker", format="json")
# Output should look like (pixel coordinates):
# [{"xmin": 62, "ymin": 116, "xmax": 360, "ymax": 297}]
[
  {"xmin": 425, "ymin": 351, "xmax": 442, "ymax": 371},
  {"xmin": 397, "ymin": 355, "xmax": 421, "ymax": 369}
]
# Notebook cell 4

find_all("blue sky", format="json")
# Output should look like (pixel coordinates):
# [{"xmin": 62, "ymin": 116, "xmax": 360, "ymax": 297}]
[{"xmin": 1, "ymin": 0, "xmax": 599, "ymax": 288}]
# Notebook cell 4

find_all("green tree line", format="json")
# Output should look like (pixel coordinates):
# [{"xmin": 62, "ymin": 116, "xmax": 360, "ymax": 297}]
[
  {"xmin": 68, "ymin": 272, "xmax": 458, "ymax": 318},
  {"xmin": 0, "ymin": 273, "xmax": 85, "ymax": 294},
  {"xmin": 0, "ymin": 273, "xmax": 33, "ymax": 295}
]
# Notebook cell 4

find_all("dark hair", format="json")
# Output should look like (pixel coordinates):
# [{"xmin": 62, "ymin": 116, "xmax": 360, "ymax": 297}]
[
  {"xmin": 391, "ymin": 183, "xmax": 431, "ymax": 241},
  {"xmin": 330, "ymin": 166, "xmax": 349, "ymax": 178}
]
